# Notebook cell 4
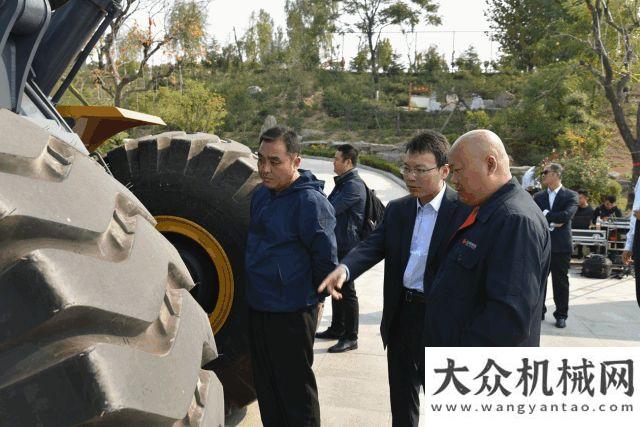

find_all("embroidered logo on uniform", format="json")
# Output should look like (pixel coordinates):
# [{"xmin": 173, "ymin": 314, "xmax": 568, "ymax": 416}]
[{"xmin": 461, "ymin": 239, "xmax": 477, "ymax": 250}]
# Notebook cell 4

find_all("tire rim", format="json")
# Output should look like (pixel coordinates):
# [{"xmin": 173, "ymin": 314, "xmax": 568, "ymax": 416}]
[{"xmin": 155, "ymin": 215, "xmax": 234, "ymax": 334}]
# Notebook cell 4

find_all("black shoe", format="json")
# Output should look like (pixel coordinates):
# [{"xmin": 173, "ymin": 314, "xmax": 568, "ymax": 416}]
[
  {"xmin": 315, "ymin": 329, "xmax": 343, "ymax": 340},
  {"xmin": 555, "ymin": 318, "xmax": 566, "ymax": 328},
  {"xmin": 328, "ymin": 339, "xmax": 358, "ymax": 353}
]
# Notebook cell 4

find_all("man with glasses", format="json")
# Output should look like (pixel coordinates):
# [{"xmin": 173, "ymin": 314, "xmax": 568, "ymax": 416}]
[
  {"xmin": 533, "ymin": 163, "xmax": 579, "ymax": 328},
  {"xmin": 319, "ymin": 130, "xmax": 469, "ymax": 427}
]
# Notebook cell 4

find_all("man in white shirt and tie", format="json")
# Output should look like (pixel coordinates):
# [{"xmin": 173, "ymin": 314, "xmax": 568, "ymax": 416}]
[
  {"xmin": 622, "ymin": 178, "xmax": 640, "ymax": 309},
  {"xmin": 533, "ymin": 163, "xmax": 579, "ymax": 328},
  {"xmin": 318, "ymin": 131, "xmax": 470, "ymax": 427}
]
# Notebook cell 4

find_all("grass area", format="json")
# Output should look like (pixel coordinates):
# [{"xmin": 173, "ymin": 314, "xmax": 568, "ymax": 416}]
[{"xmin": 302, "ymin": 144, "xmax": 402, "ymax": 179}]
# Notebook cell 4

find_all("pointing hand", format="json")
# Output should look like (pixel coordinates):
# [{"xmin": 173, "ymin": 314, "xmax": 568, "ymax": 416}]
[{"xmin": 318, "ymin": 266, "xmax": 348, "ymax": 300}]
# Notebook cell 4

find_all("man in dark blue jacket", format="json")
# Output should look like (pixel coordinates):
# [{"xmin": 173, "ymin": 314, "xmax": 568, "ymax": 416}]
[
  {"xmin": 534, "ymin": 163, "xmax": 579, "ymax": 328},
  {"xmin": 316, "ymin": 144, "xmax": 367, "ymax": 353},
  {"xmin": 245, "ymin": 126, "xmax": 338, "ymax": 427},
  {"xmin": 425, "ymin": 129, "xmax": 551, "ymax": 347}
]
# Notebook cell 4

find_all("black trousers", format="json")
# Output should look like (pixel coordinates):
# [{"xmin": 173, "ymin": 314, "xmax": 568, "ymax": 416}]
[
  {"xmin": 248, "ymin": 305, "xmax": 320, "ymax": 427},
  {"xmin": 632, "ymin": 222, "xmax": 640, "ymax": 309},
  {"xmin": 386, "ymin": 300, "xmax": 425, "ymax": 427},
  {"xmin": 328, "ymin": 278, "xmax": 359, "ymax": 340},
  {"xmin": 544, "ymin": 252, "xmax": 571, "ymax": 319}
]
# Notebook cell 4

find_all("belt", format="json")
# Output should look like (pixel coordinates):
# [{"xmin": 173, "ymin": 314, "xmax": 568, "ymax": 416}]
[{"xmin": 402, "ymin": 289, "xmax": 425, "ymax": 304}]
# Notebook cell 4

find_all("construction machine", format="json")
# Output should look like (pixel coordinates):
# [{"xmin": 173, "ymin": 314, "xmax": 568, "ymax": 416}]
[{"xmin": 0, "ymin": 0, "xmax": 259, "ymax": 424}]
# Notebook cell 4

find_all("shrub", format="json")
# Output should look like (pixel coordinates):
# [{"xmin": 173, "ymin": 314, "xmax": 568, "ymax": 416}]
[{"xmin": 145, "ymin": 79, "xmax": 227, "ymax": 134}]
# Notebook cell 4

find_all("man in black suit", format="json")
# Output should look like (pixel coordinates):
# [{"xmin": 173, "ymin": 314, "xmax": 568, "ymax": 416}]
[
  {"xmin": 533, "ymin": 163, "xmax": 579, "ymax": 328},
  {"xmin": 318, "ymin": 130, "xmax": 469, "ymax": 427}
]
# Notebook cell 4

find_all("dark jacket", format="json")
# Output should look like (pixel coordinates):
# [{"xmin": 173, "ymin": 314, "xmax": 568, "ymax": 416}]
[
  {"xmin": 573, "ymin": 204, "xmax": 594, "ymax": 230},
  {"xmin": 341, "ymin": 185, "xmax": 469, "ymax": 347},
  {"xmin": 533, "ymin": 187, "xmax": 579, "ymax": 253},
  {"xmin": 328, "ymin": 169, "xmax": 367, "ymax": 258},
  {"xmin": 425, "ymin": 178, "xmax": 551, "ymax": 347},
  {"xmin": 592, "ymin": 204, "xmax": 623, "ymax": 224},
  {"xmin": 245, "ymin": 170, "xmax": 338, "ymax": 312}
]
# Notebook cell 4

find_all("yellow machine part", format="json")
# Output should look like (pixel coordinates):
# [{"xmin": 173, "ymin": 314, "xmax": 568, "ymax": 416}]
[
  {"xmin": 56, "ymin": 105, "xmax": 165, "ymax": 152},
  {"xmin": 155, "ymin": 215, "xmax": 235, "ymax": 335}
]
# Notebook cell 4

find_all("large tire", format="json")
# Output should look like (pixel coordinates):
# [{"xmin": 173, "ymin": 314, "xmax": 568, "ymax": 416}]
[
  {"xmin": 105, "ymin": 132, "xmax": 261, "ymax": 411},
  {"xmin": 0, "ymin": 110, "xmax": 224, "ymax": 426}
]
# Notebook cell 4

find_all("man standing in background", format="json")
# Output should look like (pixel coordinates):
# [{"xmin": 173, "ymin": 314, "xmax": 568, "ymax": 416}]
[
  {"xmin": 534, "ymin": 163, "xmax": 579, "ymax": 328},
  {"xmin": 316, "ymin": 144, "xmax": 367, "ymax": 353},
  {"xmin": 573, "ymin": 189, "xmax": 594, "ymax": 258},
  {"xmin": 622, "ymin": 178, "xmax": 640, "ymax": 309}
]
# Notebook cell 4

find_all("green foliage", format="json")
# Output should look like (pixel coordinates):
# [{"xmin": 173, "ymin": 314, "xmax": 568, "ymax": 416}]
[
  {"xmin": 350, "ymin": 47, "xmax": 370, "ymax": 72},
  {"xmin": 342, "ymin": 0, "xmax": 441, "ymax": 82},
  {"xmin": 605, "ymin": 179, "xmax": 622, "ymax": 199},
  {"xmin": 486, "ymin": 0, "xmax": 590, "ymax": 71},
  {"xmin": 464, "ymin": 110, "xmax": 491, "ymax": 131},
  {"xmin": 144, "ymin": 80, "xmax": 227, "ymax": 133},
  {"xmin": 416, "ymin": 45, "xmax": 448, "ymax": 75},
  {"xmin": 168, "ymin": 0, "xmax": 208, "ymax": 63},
  {"xmin": 549, "ymin": 152, "xmax": 610, "ymax": 203},
  {"xmin": 489, "ymin": 63, "xmax": 608, "ymax": 165},
  {"xmin": 360, "ymin": 154, "xmax": 402, "ymax": 179},
  {"xmin": 243, "ymin": 9, "xmax": 280, "ymax": 66},
  {"xmin": 285, "ymin": 0, "xmax": 340, "ymax": 69},
  {"xmin": 454, "ymin": 46, "xmax": 482, "ymax": 74}
]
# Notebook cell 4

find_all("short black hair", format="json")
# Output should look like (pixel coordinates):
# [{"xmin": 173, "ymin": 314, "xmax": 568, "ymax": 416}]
[
  {"xmin": 336, "ymin": 144, "xmax": 358, "ymax": 166},
  {"xmin": 577, "ymin": 189, "xmax": 589, "ymax": 198},
  {"xmin": 605, "ymin": 195, "xmax": 617, "ymax": 204},
  {"xmin": 404, "ymin": 130, "xmax": 450, "ymax": 167},
  {"xmin": 259, "ymin": 126, "xmax": 300, "ymax": 155},
  {"xmin": 546, "ymin": 163, "xmax": 563, "ymax": 175}
]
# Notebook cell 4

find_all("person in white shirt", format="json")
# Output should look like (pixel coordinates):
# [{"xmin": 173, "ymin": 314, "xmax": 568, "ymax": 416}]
[
  {"xmin": 533, "ymin": 163, "xmax": 579, "ymax": 328},
  {"xmin": 318, "ymin": 131, "xmax": 470, "ymax": 427},
  {"xmin": 622, "ymin": 178, "xmax": 640, "ymax": 308}
]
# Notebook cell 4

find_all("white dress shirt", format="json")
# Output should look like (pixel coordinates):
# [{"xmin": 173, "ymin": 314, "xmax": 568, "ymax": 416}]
[
  {"xmin": 543, "ymin": 184, "xmax": 562, "ymax": 231},
  {"xmin": 402, "ymin": 184, "xmax": 446, "ymax": 292},
  {"xmin": 543, "ymin": 184, "xmax": 563, "ymax": 213},
  {"xmin": 625, "ymin": 178, "xmax": 640, "ymax": 251}
]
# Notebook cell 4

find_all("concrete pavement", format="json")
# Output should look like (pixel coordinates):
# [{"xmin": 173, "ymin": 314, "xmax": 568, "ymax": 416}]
[{"xmin": 226, "ymin": 158, "xmax": 640, "ymax": 426}]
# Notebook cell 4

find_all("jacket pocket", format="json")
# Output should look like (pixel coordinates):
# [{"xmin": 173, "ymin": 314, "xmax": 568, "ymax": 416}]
[{"xmin": 441, "ymin": 243, "xmax": 483, "ymax": 300}]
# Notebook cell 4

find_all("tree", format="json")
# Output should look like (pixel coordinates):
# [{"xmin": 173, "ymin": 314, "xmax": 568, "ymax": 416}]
[
  {"xmin": 581, "ymin": 0, "xmax": 640, "ymax": 181},
  {"xmin": 285, "ymin": 0, "xmax": 340, "ymax": 69},
  {"xmin": 350, "ymin": 44, "xmax": 370, "ymax": 72},
  {"xmin": 145, "ymin": 79, "xmax": 227, "ymax": 133},
  {"xmin": 94, "ymin": 0, "xmax": 208, "ymax": 106},
  {"xmin": 454, "ymin": 46, "xmax": 482, "ymax": 74},
  {"xmin": 415, "ymin": 45, "xmax": 448, "ymax": 74},
  {"xmin": 341, "ymin": 0, "xmax": 441, "ymax": 86},
  {"xmin": 168, "ymin": 0, "xmax": 208, "ymax": 63},
  {"xmin": 377, "ymin": 38, "xmax": 404, "ymax": 75},
  {"xmin": 486, "ymin": 0, "xmax": 589, "ymax": 71},
  {"xmin": 243, "ymin": 10, "xmax": 274, "ymax": 66}
]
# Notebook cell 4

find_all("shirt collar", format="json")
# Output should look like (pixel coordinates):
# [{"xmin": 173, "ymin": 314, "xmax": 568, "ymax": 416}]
[
  {"xmin": 416, "ymin": 183, "xmax": 446, "ymax": 213},
  {"xmin": 548, "ymin": 184, "xmax": 563, "ymax": 194}
]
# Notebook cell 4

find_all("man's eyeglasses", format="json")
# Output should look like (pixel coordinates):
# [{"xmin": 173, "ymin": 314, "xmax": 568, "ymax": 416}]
[{"xmin": 400, "ymin": 165, "xmax": 438, "ymax": 177}]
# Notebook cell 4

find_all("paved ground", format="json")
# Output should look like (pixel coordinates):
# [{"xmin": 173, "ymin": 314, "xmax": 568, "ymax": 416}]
[{"xmin": 226, "ymin": 158, "xmax": 640, "ymax": 426}]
